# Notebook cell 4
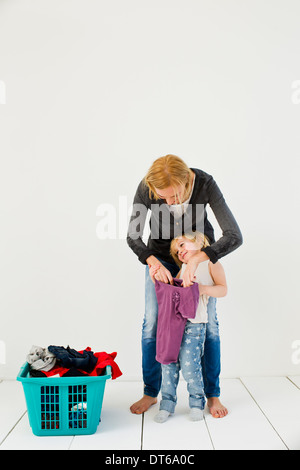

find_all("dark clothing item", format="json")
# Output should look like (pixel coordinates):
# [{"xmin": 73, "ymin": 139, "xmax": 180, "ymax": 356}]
[
  {"xmin": 155, "ymin": 278, "xmax": 200, "ymax": 365},
  {"xmin": 48, "ymin": 346, "xmax": 98, "ymax": 373},
  {"xmin": 127, "ymin": 167, "xmax": 243, "ymax": 265},
  {"xmin": 30, "ymin": 368, "xmax": 87, "ymax": 378}
]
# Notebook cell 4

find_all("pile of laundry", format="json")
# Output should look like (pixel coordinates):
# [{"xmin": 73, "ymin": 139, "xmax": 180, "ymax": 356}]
[{"xmin": 26, "ymin": 345, "xmax": 122, "ymax": 380}]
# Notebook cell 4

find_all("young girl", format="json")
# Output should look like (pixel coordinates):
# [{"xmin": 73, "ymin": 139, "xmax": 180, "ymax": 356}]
[{"xmin": 149, "ymin": 232, "xmax": 227, "ymax": 422}]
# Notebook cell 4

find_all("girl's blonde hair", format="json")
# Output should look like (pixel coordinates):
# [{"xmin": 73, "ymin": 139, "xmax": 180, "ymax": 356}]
[
  {"xmin": 170, "ymin": 232, "xmax": 210, "ymax": 267},
  {"xmin": 143, "ymin": 154, "xmax": 194, "ymax": 203}
]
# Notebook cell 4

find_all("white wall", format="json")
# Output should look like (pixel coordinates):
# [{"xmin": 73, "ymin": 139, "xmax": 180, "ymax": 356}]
[{"xmin": 1, "ymin": 0, "xmax": 300, "ymax": 379}]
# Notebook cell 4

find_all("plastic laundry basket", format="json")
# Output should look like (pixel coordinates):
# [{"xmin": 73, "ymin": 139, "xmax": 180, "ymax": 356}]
[{"xmin": 17, "ymin": 362, "xmax": 111, "ymax": 436}]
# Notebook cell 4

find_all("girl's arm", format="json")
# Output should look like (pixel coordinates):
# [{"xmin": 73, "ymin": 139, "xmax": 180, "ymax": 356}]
[{"xmin": 199, "ymin": 261, "xmax": 227, "ymax": 298}]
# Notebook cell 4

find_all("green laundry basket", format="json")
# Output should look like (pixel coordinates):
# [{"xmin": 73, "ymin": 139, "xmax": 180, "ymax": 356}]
[{"xmin": 17, "ymin": 362, "xmax": 111, "ymax": 436}]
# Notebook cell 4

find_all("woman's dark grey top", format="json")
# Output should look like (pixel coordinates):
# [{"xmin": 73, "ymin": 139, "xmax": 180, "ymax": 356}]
[{"xmin": 127, "ymin": 168, "xmax": 243, "ymax": 265}]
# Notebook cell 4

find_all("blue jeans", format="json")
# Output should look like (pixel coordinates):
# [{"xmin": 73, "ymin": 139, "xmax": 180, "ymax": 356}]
[
  {"xmin": 160, "ymin": 322, "xmax": 206, "ymax": 413},
  {"xmin": 141, "ymin": 258, "xmax": 221, "ymax": 398}
]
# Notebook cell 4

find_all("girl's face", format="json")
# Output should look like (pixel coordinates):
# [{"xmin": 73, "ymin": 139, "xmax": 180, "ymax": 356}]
[{"xmin": 175, "ymin": 236, "xmax": 202, "ymax": 263}]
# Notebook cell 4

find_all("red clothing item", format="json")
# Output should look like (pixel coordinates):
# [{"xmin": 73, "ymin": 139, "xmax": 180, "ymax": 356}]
[
  {"xmin": 38, "ymin": 349, "xmax": 122, "ymax": 380},
  {"xmin": 88, "ymin": 351, "xmax": 122, "ymax": 379}
]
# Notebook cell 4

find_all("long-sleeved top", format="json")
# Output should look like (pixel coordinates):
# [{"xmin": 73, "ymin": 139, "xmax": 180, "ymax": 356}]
[
  {"xmin": 155, "ymin": 278, "xmax": 200, "ymax": 365},
  {"xmin": 127, "ymin": 168, "xmax": 243, "ymax": 265}
]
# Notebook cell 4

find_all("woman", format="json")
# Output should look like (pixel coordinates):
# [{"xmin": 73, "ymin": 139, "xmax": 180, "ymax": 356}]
[{"xmin": 127, "ymin": 155, "xmax": 243, "ymax": 418}]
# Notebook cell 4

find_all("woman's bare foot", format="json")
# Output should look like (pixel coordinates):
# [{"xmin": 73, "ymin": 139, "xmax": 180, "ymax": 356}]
[
  {"xmin": 130, "ymin": 395, "xmax": 157, "ymax": 414},
  {"xmin": 207, "ymin": 397, "xmax": 228, "ymax": 418}
]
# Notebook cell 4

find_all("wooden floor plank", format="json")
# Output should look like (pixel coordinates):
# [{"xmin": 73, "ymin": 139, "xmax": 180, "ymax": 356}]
[
  {"xmin": 0, "ymin": 412, "xmax": 74, "ymax": 450},
  {"xmin": 142, "ymin": 380, "xmax": 214, "ymax": 450},
  {"xmin": 288, "ymin": 375, "xmax": 300, "ymax": 389},
  {"xmin": 70, "ymin": 381, "xmax": 143, "ymax": 450},
  {"xmin": 2, "ymin": 377, "xmax": 300, "ymax": 450},
  {"xmin": 241, "ymin": 376, "xmax": 300, "ymax": 450},
  {"xmin": 0, "ymin": 381, "xmax": 27, "ymax": 446},
  {"xmin": 204, "ymin": 379, "xmax": 287, "ymax": 450}
]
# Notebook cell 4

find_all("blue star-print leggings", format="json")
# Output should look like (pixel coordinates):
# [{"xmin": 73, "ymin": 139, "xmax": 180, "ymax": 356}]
[{"xmin": 159, "ymin": 321, "xmax": 206, "ymax": 413}]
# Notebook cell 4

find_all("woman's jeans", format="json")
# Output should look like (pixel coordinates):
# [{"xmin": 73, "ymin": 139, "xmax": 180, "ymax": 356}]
[
  {"xmin": 160, "ymin": 322, "xmax": 206, "ymax": 413},
  {"xmin": 142, "ymin": 258, "xmax": 221, "ymax": 399}
]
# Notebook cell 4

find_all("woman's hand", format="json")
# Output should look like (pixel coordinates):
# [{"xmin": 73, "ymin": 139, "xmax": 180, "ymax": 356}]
[
  {"xmin": 182, "ymin": 251, "xmax": 209, "ymax": 287},
  {"xmin": 181, "ymin": 257, "xmax": 198, "ymax": 287},
  {"xmin": 149, "ymin": 263, "xmax": 174, "ymax": 285},
  {"xmin": 149, "ymin": 264, "xmax": 160, "ymax": 283}
]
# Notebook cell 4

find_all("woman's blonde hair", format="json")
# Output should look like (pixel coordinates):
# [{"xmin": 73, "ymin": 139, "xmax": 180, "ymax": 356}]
[
  {"xmin": 143, "ymin": 154, "xmax": 194, "ymax": 203},
  {"xmin": 170, "ymin": 232, "xmax": 210, "ymax": 267}
]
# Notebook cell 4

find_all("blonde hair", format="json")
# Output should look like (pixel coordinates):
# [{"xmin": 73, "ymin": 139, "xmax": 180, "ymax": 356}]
[
  {"xmin": 143, "ymin": 154, "xmax": 193, "ymax": 203},
  {"xmin": 170, "ymin": 232, "xmax": 210, "ymax": 267}
]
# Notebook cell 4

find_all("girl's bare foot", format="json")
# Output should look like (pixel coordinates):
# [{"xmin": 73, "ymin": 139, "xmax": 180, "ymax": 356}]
[
  {"xmin": 130, "ymin": 395, "xmax": 157, "ymax": 414},
  {"xmin": 207, "ymin": 397, "xmax": 228, "ymax": 418}
]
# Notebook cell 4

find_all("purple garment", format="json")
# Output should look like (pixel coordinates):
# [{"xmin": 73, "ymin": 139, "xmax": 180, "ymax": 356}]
[{"xmin": 155, "ymin": 278, "xmax": 200, "ymax": 365}]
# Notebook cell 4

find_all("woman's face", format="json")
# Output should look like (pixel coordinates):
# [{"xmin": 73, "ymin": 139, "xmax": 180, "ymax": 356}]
[
  {"xmin": 175, "ymin": 236, "xmax": 202, "ymax": 263},
  {"xmin": 154, "ymin": 185, "xmax": 185, "ymax": 205}
]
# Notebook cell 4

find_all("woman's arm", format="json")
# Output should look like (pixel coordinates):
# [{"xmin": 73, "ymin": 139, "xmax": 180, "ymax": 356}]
[
  {"xmin": 201, "ymin": 175, "xmax": 243, "ymax": 263},
  {"xmin": 199, "ymin": 261, "xmax": 227, "ymax": 298},
  {"xmin": 126, "ymin": 180, "xmax": 155, "ymax": 264}
]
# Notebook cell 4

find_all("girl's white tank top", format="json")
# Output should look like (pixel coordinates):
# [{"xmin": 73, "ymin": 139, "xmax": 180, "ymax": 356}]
[{"xmin": 180, "ymin": 260, "xmax": 214, "ymax": 323}]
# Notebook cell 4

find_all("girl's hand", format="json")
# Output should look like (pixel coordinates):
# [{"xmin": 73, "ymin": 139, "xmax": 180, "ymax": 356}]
[{"xmin": 149, "ymin": 263, "xmax": 174, "ymax": 285}]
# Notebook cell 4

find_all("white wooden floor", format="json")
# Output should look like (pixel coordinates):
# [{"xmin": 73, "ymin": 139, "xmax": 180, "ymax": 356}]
[{"xmin": 1, "ymin": 376, "xmax": 300, "ymax": 451}]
